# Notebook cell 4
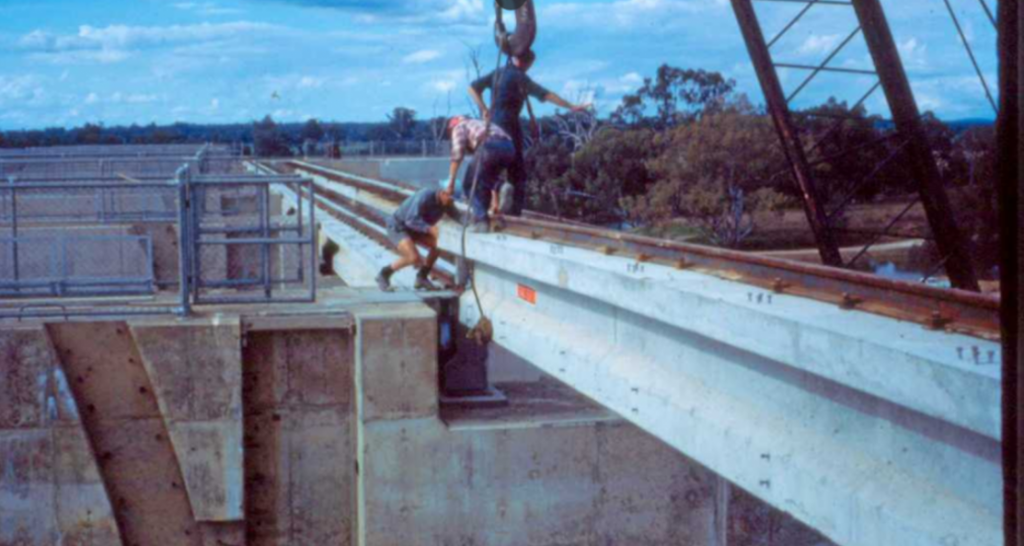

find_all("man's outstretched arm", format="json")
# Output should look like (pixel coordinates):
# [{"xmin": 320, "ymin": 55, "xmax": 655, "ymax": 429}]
[{"xmin": 543, "ymin": 92, "xmax": 591, "ymax": 112}]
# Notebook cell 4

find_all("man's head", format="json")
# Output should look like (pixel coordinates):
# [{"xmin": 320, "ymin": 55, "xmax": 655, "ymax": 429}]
[
  {"xmin": 437, "ymin": 187, "xmax": 454, "ymax": 206},
  {"xmin": 446, "ymin": 116, "xmax": 467, "ymax": 140},
  {"xmin": 512, "ymin": 49, "xmax": 535, "ymax": 71}
]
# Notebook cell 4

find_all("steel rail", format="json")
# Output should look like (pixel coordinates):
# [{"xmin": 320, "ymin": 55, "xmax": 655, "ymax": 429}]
[
  {"xmin": 278, "ymin": 161, "xmax": 999, "ymax": 339},
  {"xmin": 283, "ymin": 177, "xmax": 457, "ymax": 287}
]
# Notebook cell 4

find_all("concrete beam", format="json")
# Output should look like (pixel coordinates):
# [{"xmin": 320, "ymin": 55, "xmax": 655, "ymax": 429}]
[
  {"xmin": 442, "ymin": 229, "xmax": 1001, "ymax": 441},
  {"xmin": 455, "ymin": 253, "xmax": 1001, "ymax": 545}
]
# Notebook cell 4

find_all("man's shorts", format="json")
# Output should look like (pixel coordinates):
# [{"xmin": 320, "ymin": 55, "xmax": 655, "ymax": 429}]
[
  {"xmin": 386, "ymin": 218, "xmax": 411, "ymax": 246},
  {"xmin": 386, "ymin": 218, "xmax": 431, "ymax": 247}
]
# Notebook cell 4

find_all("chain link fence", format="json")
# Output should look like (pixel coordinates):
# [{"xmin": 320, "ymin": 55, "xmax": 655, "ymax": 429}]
[
  {"xmin": 0, "ymin": 145, "xmax": 315, "ymax": 319},
  {"xmin": 183, "ymin": 170, "xmax": 317, "ymax": 306},
  {"xmin": 0, "ymin": 181, "xmax": 184, "ymax": 317}
]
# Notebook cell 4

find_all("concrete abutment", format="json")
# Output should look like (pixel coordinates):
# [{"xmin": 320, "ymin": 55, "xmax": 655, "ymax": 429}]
[{"xmin": 2, "ymin": 292, "xmax": 751, "ymax": 545}]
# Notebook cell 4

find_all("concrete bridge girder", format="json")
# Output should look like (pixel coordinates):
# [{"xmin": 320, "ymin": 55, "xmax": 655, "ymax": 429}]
[
  {"xmin": 278, "ymin": 160, "xmax": 1002, "ymax": 545},
  {"xmin": 440, "ymin": 228, "xmax": 1001, "ymax": 546}
]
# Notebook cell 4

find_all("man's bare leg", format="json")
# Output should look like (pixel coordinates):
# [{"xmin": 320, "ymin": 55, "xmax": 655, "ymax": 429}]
[{"xmin": 376, "ymin": 237, "xmax": 422, "ymax": 291}]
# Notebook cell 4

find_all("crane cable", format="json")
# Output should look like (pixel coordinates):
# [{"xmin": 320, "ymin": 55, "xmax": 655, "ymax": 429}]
[{"xmin": 462, "ymin": 1, "xmax": 511, "ymax": 345}]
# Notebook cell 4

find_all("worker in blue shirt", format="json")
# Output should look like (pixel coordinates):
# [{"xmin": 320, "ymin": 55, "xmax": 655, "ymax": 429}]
[
  {"xmin": 376, "ymin": 186, "xmax": 459, "ymax": 291},
  {"xmin": 468, "ymin": 49, "xmax": 590, "ymax": 216}
]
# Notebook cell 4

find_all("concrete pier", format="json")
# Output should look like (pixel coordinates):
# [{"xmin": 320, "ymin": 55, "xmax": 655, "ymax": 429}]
[{"xmin": 1, "ymin": 289, "xmax": 739, "ymax": 546}]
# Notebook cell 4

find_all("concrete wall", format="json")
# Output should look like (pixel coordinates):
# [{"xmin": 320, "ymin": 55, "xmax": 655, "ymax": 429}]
[
  {"xmin": 351, "ymin": 302, "xmax": 727, "ymax": 546},
  {"xmin": 1, "ymin": 296, "xmax": 738, "ymax": 546}
]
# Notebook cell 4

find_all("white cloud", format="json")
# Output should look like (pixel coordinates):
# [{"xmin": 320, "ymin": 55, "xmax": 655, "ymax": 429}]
[
  {"xmin": 798, "ymin": 34, "xmax": 841, "ymax": 56},
  {"xmin": 543, "ymin": 0, "xmax": 727, "ymax": 31},
  {"xmin": 898, "ymin": 38, "xmax": 929, "ymax": 70},
  {"xmin": 18, "ymin": 22, "xmax": 277, "ymax": 66},
  {"xmin": 620, "ymin": 72, "xmax": 643, "ymax": 85},
  {"xmin": 85, "ymin": 92, "xmax": 99, "ymax": 104},
  {"xmin": 403, "ymin": 49, "xmax": 441, "ymax": 64},
  {"xmin": 0, "ymin": 75, "xmax": 47, "ymax": 107},
  {"xmin": 298, "ymin": 76, "xmax": 325, "ymax": 89},
  {"xmin": 126, "ymin": 94, "xmax": 159, "ymax": 104},
  {"xmin": 430, "ymin": 79, "xmax": 456, "ymax": 93},
  {"xmin": 173, "ymin": 2, "xmax": 245, "ymax": 15}
]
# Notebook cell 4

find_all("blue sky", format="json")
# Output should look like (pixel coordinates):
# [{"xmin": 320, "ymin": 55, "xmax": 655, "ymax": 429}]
[{"xmin": 0, "ymin": 0, "xmax": 999, "ymax": 129}]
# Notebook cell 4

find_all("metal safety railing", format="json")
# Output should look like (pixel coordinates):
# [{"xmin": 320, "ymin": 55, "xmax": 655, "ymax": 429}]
[
  {"xmin": 178, "ymin": 165, "xmax": 317, "ymax": 308},
  {"xmin": 0, "ymin": 145, "xmax": 316, "ymax": 320}
]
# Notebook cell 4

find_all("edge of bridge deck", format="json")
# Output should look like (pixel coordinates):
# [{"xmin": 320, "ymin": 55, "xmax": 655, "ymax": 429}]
[{"xmin": 265, "ymin": 158, "xmax": 1000, "ymax": 340}]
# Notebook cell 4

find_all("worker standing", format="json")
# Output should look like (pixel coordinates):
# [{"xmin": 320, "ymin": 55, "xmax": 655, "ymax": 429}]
[
  {"xmin": 375, "ymin": 186, "xmax": 459, "ymax": 292},
  {"xmin": 467, "ymin": 49, "xmax": 590, "ymax": 216},
  {"xmin": 446, "ymin": 115, "xmax": 516, "ymax": 233}
]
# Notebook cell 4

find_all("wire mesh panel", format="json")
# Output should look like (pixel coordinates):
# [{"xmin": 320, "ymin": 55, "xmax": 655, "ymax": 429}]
[
  {"xmin": 185, "ymin": 173, "xmax": 317, "ymax": 305},
  {"xmin": 0, "ymin": 235, "xmax": 155, "ymax": 298},
  {"xmin": 0, "ymin": 181, "xmax": 186, "ymax": 318}
]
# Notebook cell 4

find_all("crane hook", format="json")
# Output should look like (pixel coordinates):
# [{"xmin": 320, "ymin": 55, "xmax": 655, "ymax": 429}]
[{"xmin": 494, "ymin": 0, "xmax": 536, "ymax": 57}]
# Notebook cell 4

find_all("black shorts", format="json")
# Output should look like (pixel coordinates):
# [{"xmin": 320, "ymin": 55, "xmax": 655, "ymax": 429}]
[
  {"xmin": 386, "ymin": 219, "xmax": 431, "ymax": 247},
  {"xmin": 386, "ymin": 219, "xmax": 411, "ymax": 246}
]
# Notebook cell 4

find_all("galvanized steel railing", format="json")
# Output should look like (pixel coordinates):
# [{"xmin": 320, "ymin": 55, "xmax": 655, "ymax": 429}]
[{"xmin": 0, "ymin": 145, "xmax": 316, "ymax": 320}]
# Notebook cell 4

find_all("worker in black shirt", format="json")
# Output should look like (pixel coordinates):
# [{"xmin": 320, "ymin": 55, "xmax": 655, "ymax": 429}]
[{"xmin": 468, "ymin": 49, "xmax": 590, "ymax": 216}]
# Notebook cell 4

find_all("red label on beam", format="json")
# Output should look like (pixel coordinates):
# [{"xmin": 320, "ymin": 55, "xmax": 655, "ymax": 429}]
[{"xmin": 517, "ymin": 284, "xmax": 537, "ymax": 305}]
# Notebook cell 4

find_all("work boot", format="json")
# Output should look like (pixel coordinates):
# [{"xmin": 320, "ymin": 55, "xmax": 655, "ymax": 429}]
[
  {"xmin": 375, "ymin": 270, "xmax": 394, "ymax": 292},
  {"xmin": 414, "ymin": 275, "xmax": 439, "ymax": 291}
]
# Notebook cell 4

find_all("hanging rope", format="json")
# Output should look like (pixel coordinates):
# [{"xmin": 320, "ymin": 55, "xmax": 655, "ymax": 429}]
[{"xmin": 462, "ymin": 1, "xmax": 512, "ymax": 345}]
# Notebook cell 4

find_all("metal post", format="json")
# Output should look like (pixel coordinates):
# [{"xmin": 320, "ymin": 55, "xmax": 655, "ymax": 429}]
[
  {"xmin": 851, "ymin": 0, "xmax": 979, "ymax": 291},
  {"xmin": 190, "ymin": 172, "xmax": 202, "ymax": 303},
  {"xmin": 997, "ymin": 0, "xmax": 1022, "ymax": 543},
  {"xmin": 296, "ymin": 181, "xmax": 305, "ymax": 284},
  {"xmin": 175, "ymin": 168, "xmax": 190, "ymax": 315},
  {"xmin": 730, "ymin": 0, "xmax": 843, "ymax": 267},
  {"xmin": 308, "ymin": 180, "xmax": 317, "ymax": 302},
  {"xmin": 261, "ymin": 183, "xmax": 272, "ymax": 298},
  {"xmin": 10, "ymin": 184, "xmax": 18, "ymax": 286}
]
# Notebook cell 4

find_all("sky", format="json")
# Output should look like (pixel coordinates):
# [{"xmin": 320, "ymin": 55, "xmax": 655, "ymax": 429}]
[{"xmin": 0, "ymin": 0, "xmax": 1000, "ymax": 130}]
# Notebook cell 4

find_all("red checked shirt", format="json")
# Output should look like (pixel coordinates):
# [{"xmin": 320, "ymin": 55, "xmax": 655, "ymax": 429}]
[{"xmin": 450, "ymin": 119, "xmax": 511, "ymax": 162}]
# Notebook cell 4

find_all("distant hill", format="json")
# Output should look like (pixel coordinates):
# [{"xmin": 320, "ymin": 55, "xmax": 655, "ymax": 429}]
[{"xmin": 945, "ymin": 118, "xmax": 995, "ymax": 131}]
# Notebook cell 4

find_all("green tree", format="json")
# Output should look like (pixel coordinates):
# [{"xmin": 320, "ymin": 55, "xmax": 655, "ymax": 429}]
[
  {"xmin": 301, "ymin": 118, "xmax": 325, "ymax": 142},
  {"xmin": 387, "ymin": 107, "xmax": 417, "ymax": 140},
  {"xmin": 623, "ymin": 99, "xmax": 789, "ymax": 247},
  {"xmin": 795, "ymin": 97, "xmax": 888, "ymax": 208},
  {"xmin": 253, "ymin": 115, "xmax": 291, "ymax": 157},
  {"xmin": 612, "ymin": 65, "xmax": 735, "ymax": 129},
  {"xmin": 536, "ymin": 128, "xmax": 661, "ymax": 223},
  {"xmin": 75, "ymin": 123, "xmax": 104, "ymax": 145}
]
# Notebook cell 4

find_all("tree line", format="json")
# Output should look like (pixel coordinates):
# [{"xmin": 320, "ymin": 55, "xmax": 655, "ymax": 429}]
[
  {"xmin": 519, "ymin": 64, "xmax": 997, "ymax": 274},
  {"xmin": 0, "ymin": 63, "xmax": 997, "ymax": 273}
]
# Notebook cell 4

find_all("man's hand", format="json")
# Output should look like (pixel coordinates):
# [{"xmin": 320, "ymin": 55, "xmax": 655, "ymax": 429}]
[{"xmin": 571, "ymin": 103, "xmax": 593, "ymax": 113}]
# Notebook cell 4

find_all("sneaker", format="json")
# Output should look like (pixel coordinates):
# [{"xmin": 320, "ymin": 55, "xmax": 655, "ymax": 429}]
[
  {"xmin": 414, "ymin": 276, "xmax": 439, "ymax": 291},
  {"xmin": 375, "ymin": 272, "xmax": 394, "ymax": 292}
]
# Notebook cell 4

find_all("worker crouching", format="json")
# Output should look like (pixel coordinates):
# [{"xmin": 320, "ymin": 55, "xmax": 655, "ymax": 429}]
[{"xmin": 375, "ymin": 185, "xmax": 460, "ymax": 292}]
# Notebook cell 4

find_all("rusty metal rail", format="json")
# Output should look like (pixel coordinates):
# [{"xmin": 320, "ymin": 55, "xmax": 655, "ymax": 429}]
[{"xmin": 272, "ymin": 160, "xmax": 1000, "ymax": 339}]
